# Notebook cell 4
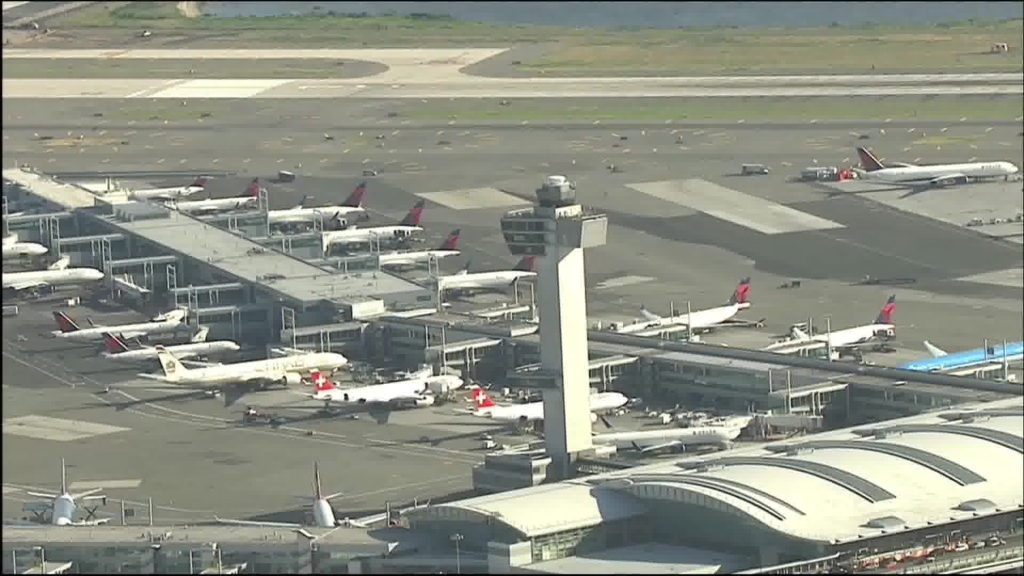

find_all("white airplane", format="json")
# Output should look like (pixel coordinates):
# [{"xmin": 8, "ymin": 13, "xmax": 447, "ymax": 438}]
[
  {"xmin": 2, "ymin": 233, "xmax": 48, "ymax": 260},
  {"xmin": 128, "ymin": 176, "xmax": 208, "ymax": 201},
  {"xmin": 612, "ymin": 278, "xmax": 756, "ymax": 334},
  {"xmin": 100, "ymin": 329, "xmax": 240, "ymax": 362},
  {"xmin": 139, "ymin": 349, "xmax": 348, "ymax": 388},
  {"xmin": 764, "ymin": 295, "xmax": 897, "ymax": 355},
  {"xmin": 51, "ymin": 309, "xmax": 191, "ymax": 342},
  {"xmin": 378, "ymin": 228, "xmax": 461, "ymax": 269},
  {"xmin": 321, "ymin": 199, "xmax": 425, "ymax": 255},
  {"xmin": 165, "ymin": 178, "xmax": 261, "ymax": 215},
  {"xmin": 2, "ymin": 256, "xmax": 104, "ymax": 292},
  {"xmin": 215, "ymin": 462, "xmax": 352, "ymax": 528},
  {"xmin": 436, "ymin": 256, "xmax": 537, "ymax": 293},
  {"xmin": 592, "ymin": 418, "xmax": 751, "ymax": 454},
  {"xmin": 21, "ymin": 459, "xmax": 109, "ymax": 526},
  {"xmin": 268, "ymin": 181, "xmax": 368, "ymax": 227},
  {"xmin": 855, "ymin": 147, "xmax": 1019, "ymax": 188},
  {"xmin": 310, "ymin": 370, "xmax": 463, "ymax": 409},
  {"xmin": 466, "ymin": 388, "xmax": 629, "ymax": 424}
]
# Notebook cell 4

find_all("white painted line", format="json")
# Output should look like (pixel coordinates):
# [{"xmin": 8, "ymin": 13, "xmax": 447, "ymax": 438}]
[
  {"xmin": 147, "ymin": 79, "xmax": 292, "ymax": 99},
  {"xmin": 2, "ymin": 485, "xmax": 20, "ymax": 495},
  {"xmin": 1, "ymin": 1, "xmax": 29, "ymax": 12},
  {"xmin": 3, "ymin": 415, "xmax": 130, "ymax": 442},
  {"xmin": 627, "ymin": 179, "xmax": 845, "ymax": 235},
  {"xmin": 69, "ymin": 479, "xmax": 142, "ymax": 491},
  {"xmin": 595, "ymin": 275, "xmax": 656, "ymax": 290},
  {"xmin": 957, "ymin": 268, "xmax": 1024, "ymax": 289},
  {"xmin": 417, "ymin": 187, "xmax": 529, "ymax": 211}
]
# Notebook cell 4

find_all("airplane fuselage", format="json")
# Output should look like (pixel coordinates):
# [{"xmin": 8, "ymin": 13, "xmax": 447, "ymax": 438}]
[
  {"xmin": 154, "ymin": 352, "xmax": 348, "ymax": 386},
  {"xmin": 269, "ymin": 206, "xmax": 365, "ymax": 226},
  {"xmin": 131, "ymin": 185, "xmax": 204, "ymax": 200},
  {"xmin": 52, "ymin": 494, "xmax": 78, "ymax": 526},
  {"xmin": 56, "ymin": 320, "xmax": 190, "ymax": 342},
  {"xmin": 322, "ymin": 225, "xmax": 423, "ymax": 250},
  {"xmin": 438, "ymin": 270, "xmax": 537, "ymax": 292},
  {"xmin": 593, "ymin": 424, "xmax": 742, "ymax": 450},
  {"xmin": 314, "ymin": 374, "xmax": 463, "ymax": 404},
  {"xmin": 2, "ymin": 241, "xmax": 48, "ymax": 259},
  {"xmin": 378, "ymin": 249, "xmax": 460, "ymax": 268},
  {"xmin": 479, "ymin": 391, "xmax": 628, "ymax": 422},
  {"xmin": 103, "ymin": 341, "xmax": 240, "ymax": 361},
  {"xmin": 864, "ymin": 161, "xmax": 1018, "ymax": 185},
  {"xmin": 3, "ymin": 267, "xmax": 105, "ymax": 290},
  {"xmin": 614, "ymin": 302, "xmax": 750, "ymax": 334},
  {"xmin": 168, "ymin": 196, "xmax": 257, "ymax": 215},
  {"xmin": 817, "ymin": 323, "xmax": 895, "ymax": 347}
]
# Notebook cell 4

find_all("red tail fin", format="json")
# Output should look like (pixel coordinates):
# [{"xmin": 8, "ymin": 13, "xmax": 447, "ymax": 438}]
[
  {"xmin": 400, "ymin": 200, "xmax": 426, "ymax": 227},
  {"xmin": 473, "ymin": 388, "xmax": 497, "ymax": 408},
  {"xmin": 312, "ymin": 371, "xmax": 334, "ymax": 392},
  {"xmin": 52, "ymin": 311, "xmax": 80, "ymax": 333},
  {"xmin": 192, "ymin": 176, "xmax": 208, "ymax": 188},
  {"xmin": 856, "ymin": 147, "xmax": 885, "ymax": 172},
  {"xmin": 729, "ymin": 277, "xmax": 752, "ymax": 304},
  {"xmin": 244, "ymin": 178, "xmax": 261, "ymax": 197},
  {"xmin": 343, "ymin": 182, "xmax": 367, "ymax": 208},
  {"xmin": 875, "ymin": 295, "xmax": 896, "ymax": 325},
  {"xmin": 515, "ymin": 256, "xmax": 536, "ymax": 272},
  {"xmin": 102, "ymin": 332, "xmax": 129, "ymax": 354},
  {"xmin": 440, "ymin": 229, "xmax": 461, "ymax": 251}
]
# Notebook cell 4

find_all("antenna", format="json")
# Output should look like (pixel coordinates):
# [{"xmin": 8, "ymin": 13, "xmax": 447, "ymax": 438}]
[
  {"xmin": 313, "ymin": 461, "xmax": 323, "ymax": 500},
  {"xmin": 61, "ymin": 458, "xmax": 68, "ymax": 495}
]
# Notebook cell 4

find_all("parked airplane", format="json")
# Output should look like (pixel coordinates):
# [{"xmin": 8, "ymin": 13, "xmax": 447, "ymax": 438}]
[
  {"xmin": 128, "ymin": 176, "xmax": 208, "ymax": 201},
  {"xmin": 215, "ymin": 462, "xmax": 351, "ymax": 528},
  {"xmin": 22, "ymin": 459, "xmax": 109, "ymax": 526},
  {"xmin": 321, "ymin": 199, "xmax": 426, "ymax": 255},
  {"xmin": 855, "ymin": 147, "xmax": 1019, "ymax": 188},
  {"xmin": 166, "ymin": 179, "xmax": 260, "ymax": 215},
  {"xmin": 310, "ymin": 370, "xmax": 463, "ymax": 409},
  {"xmin": 268, "ymin": 182, "xmax": 369, "ymax": 228},
  {"xmin": 592, "ymin": 419, "xmax": 749, "ymax": 454},
  {"xmin": 436, "ymin": 256, "xmax": 537, "ymax": 293},
  {"xmin": 100, "ymin": 329, "xmax": 240, "ymax": 362},
  {"xmin": 139, "ymin": 349, "xmax": 348, "ymax": 388},
  {"xmin": 51, "ymin": 308, "xmax": 191, "ymax": 342},
  {"xmin": 611, "ymin": 278, "xmax": 756, "ymax": 334},
  {"xmin": 2, "ymin": 233, "xmax": 48, "ymax": 260},
  {"xmin": 467, "ymin": 388, "xmax": 629, "ymax": 424},
  {"xmin": 764, "ymin": 295, "xmax": 897, "ymax": 355},
  {"xmin": 2, "ymin": 256, "xmax": 104, "ymax": 293},
  {"xmin": 902, "ymin": 340, "xmax": 1024, "ymax": 372},
  {"xmin": 378, "ymin": 229, "xmax": 461, "ymax": 269}
]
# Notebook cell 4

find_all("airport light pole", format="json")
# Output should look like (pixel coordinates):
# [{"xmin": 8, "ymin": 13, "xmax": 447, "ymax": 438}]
[{"xmin": 450, "ymin": 533, "xmax": 464, "ymax": 574}]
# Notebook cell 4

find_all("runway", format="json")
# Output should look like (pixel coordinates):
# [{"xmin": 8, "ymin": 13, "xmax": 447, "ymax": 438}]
[{"xmin": 2, "ymin": 48, "xmax": 1022, "ymax": 99}]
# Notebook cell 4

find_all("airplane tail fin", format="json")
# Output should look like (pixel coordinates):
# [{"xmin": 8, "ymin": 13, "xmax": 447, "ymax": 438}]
[
  {"xmin": 856, "ymin": 147, "xmax": 885, "ymax": 172},
  {"xmin": 400, "ymin": 200, "xmax": 426, "ymax": 227},
  {"xmin": 791, "ymin": 326, "xmax": 811, "ymax": 341},
  {"xmin": 190, "ymin": 326, "xmax": 211, "ymax": 343},
  {"xmin": 244, "ymin": 178, "xmax": 261, "ymax": 197},
  {"xmin": 313, "ymin": 461, "xmax": 323, "ymax": 500},
  {"xmin": 102, "ymin": 332, "xmax": 130, "ymax": 354},
  {"xmin": 343, "ymin": 182, "xmax": 368, "ymax": 207},
  {"xmin": 47, "ymin": 255, "xmax": 70, "ymax": 271},
  {"xmin": 924, "ymin": 341, "xmax": 947, "ymax": 358},
  {"xmin": 312, "ymin": 371, "xmax": 335, "ymax": 393},
  {"xmin": 192, "ymin": 176, "xmax": 209, "ymax": 188},
  {"xmin": 155, "ymin": 349, "xmax": 187, "ymax": 382},
  {"xmin": 728, "ymin": 277, "xmax": 752, "ymax": 305},
  {"xmin": 472, "ymin": 388, "xmax": 497, "ymax": 409},
  {"xmin": 515, "ymin": 256, "xmax": 536, "ymax": 272},
  {"xmin": 53, "ymin": 311, "xmax": 80, "ymax": 333},
  {"xmin": 439, "ymin": 229, "xmax": 461, "ymax": 251},
  {"xmin": 61, "ymin": 458, "xmax": 68, "ymax": 495},
  {"xmin": 875, "ymin": 295, "xmax": 896, "ymax": 325}
]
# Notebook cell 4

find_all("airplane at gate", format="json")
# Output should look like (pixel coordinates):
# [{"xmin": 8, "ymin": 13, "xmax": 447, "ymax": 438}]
[
  {"xmin": 128, "ymin": 176, "xmax": 208, "ymax": 201},
  {"xmin": 592, "ymin": 419, "xmax": 750, "ymax": 454},
  {"xmin": 378, "ymin": 229, "xmax": 461, "ymax": 269},
  {"xmin": 21, "ymin": 459, "xmax": 109, "ymax": 526},
  {"xmin": 3, "ymin": 257, "xmax": 104, "ymax": 293},
  {"xmin": 309, "ymin": 370, "xmax": 463, "ymax": 409},
  {"xmin": 100, "ymin": 329, "xmax": 240, "ymax": 362},
  {"xmin": 902, "ymin": 340, "xmax": 1024, "ymax": 373},
  {"xmin": 139, "ymin": 349, "xmax": 348, "ymax": 388},
  {"xmin": 2, "ymin": 233, "xmax": 48, "ymax": 260},
  {"xmin": 52, "ymin": 309, "xmax": 191, "ymax": 342},
  {"xmin": 268, "ymin": 182, "xmax": 369, "ymax": 228},
  {"xmin": 321, "ymin": 199, "xmax": 425, "ymax": 254},
  {"xmin": 765, "ymin": 295, "xmax": 897, "ymax": 355},
  {"xmin": 466, "ymin": 388, "xmax": 629, "ymax": 423},
  {"xmin": 216, "ymin": 462, "xmax": 349, "ymax": 528},
  {"xmin": 166, "ymin": 178, "xmax": 261, "ymax": 215},
  {"xmin": 855, "ymin": 147, "xmax": 1019, "ymax": 188},
  {"xmin": 612, "ymin": 278, "xmax": 756, "ymax": 334},
  {"xmin": 435, "ymin": 256, "xmax": 537, "ymax": 293}
]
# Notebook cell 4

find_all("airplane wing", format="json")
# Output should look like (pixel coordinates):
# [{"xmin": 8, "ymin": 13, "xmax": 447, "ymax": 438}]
[
  {"xmin": 928, "ymin": 173, "xmax": 968, "ymax": 187},
  {"xmin": 72, "ymin": 518, "xmax": 112, "ymax": 526},
  {"xmin": 631, "ymin": 440, "xmax": 682, "ymax": 454},
  {"xmin": 180, "ymin": 360, "xmax": 222, "ymax": 368},
  {"xmin": 924, "ymin": 341, "xmax": 948, "ymax": 358},
  {"xmin": 7, "ymin": 280, "xmax": 50, "ymax": 291},
  {"xmin": 639, "ymin": 306, "xmax": 662, "ymax": 323},
  {"xmin": 214, "ymin": 515, "xmax": 301, "ymax": 529}
]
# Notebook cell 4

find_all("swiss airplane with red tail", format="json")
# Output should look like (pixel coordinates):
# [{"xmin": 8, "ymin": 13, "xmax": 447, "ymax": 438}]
[{"xmin": 308, "ymin": 370, "xmax": 463, "ymax": 409}]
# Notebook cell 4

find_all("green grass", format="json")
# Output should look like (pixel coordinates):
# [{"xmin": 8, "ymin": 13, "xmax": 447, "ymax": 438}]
[
  {"xmin": 397, "ymin": 96, "xmax": 1024, "ymax": 123},
  {"xmin": 48, "ymin": 5, "xmax": 1024, "ymax": 76},
  {"xmin": 1, "ymin": 59, "xmax": 382, "ymax": 79}
]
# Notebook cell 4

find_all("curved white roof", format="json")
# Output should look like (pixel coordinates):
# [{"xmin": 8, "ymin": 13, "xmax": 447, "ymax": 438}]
[
  {"xmin": 604, "ymin": 397, "xmax": 1024, "ymax": 544},
  {"xmin": 413, "ymin": 481, "xmax": 646, "ymax": 538}
]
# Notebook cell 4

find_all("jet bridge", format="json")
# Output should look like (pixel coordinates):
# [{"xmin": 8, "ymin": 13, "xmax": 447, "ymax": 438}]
[{"xmin": 170, "ymin": 281, "xmax": 250, "ymax": 311}]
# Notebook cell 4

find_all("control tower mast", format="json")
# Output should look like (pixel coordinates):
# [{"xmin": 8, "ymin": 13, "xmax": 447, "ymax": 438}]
[{"xmin": 500, "ymin": 176, "xmax": 609, "ymax": 479}]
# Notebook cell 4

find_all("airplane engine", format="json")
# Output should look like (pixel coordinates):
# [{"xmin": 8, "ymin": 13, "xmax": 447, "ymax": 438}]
[
  {"xmin": 280, "ymin": 372, "xmax": 303, "ymax": 386},
  {"xmin": 589, "ymin": 412, "xmax": 598, "ymax": 424},
  {"xmin": 414, "ymin": 396, "xmax": 435, "ymax": 408}
]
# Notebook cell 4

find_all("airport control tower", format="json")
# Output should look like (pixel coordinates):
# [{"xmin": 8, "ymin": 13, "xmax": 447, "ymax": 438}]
[{"xmin": 500, "ymin": 176, "xmax": 609, "ymax": 480}]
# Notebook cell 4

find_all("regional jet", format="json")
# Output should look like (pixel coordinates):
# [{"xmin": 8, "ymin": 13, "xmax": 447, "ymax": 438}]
[
  {"xmin": 435, "ymin": 256, "xmax": 537, "ymax": 293},
  {"xmin": 378, "ymin": 229, "xmax": 461, "ymax": 269},
  {"xmin": 51, "ymin": 308, "xmax": 192, "ymax": 342},
  {"xmin": 21, "ymin": 459, "xmax": 109, "ymax": 526},
  {"xmin": 309, "ymin": 370, "xmax": 463, "ymax": 410},
  {"xmin": 2, "ymin": 256, "xmax": 104, "ymax": 293},
  {"xmin": 165, "ymin": 179, "xmax": 261, "ymax": 215},
  {"xmin": 128, "ymin": 176, "xmax": 208, "ymax": 201},
  {"xmin": 215, "ymin": 462, "xmax": 353, "ymax": 528},
  {"xmin": 100, "ymin": 329, "xmax": 240, "ymax": 362},
  {"xmin": 465, "ymin": 388, "xmax": 629, "ymax": 425},
  {"xmin": 764, "ymin": 295, "xmax": 897, "ymax": 356},
  {"xmin": 139, "ymin": 349, "xmax": 348, "ymax": 388},
  {"xmin": 321, "ymin": 199, "xmax": 426, "ymax": 255},
  {"xmin": 2, "ymin": 232, "xmax": 48, "ymax": 260},
  {"xmin": 267, "ymin": 181, "xmax": 369, "ymax": 228},
  {"xmin": 612, "ymin": 278, "xmax": 758, "ymax": 334},
  {"xmin": 592, "ymin": 418, "xmax": 750, "ymax": 454},
  {"xmin": 855, "ymin": 147, "xmax": 1019, "ymax": 188}
]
